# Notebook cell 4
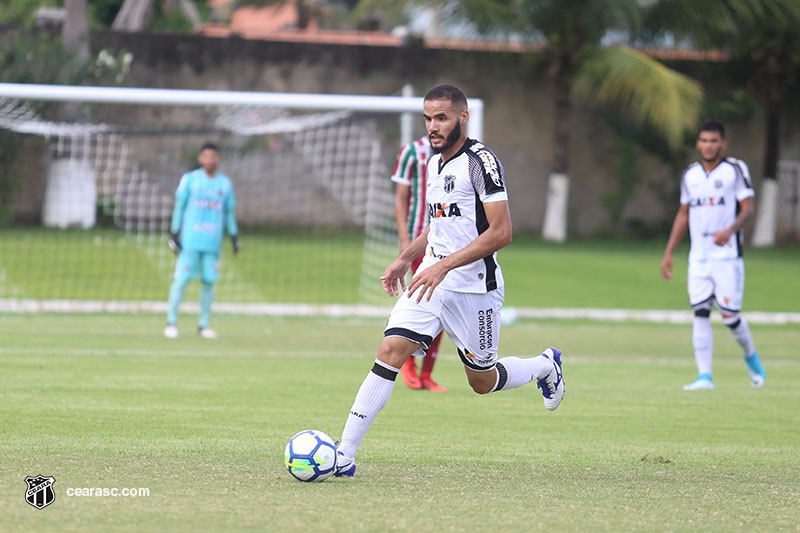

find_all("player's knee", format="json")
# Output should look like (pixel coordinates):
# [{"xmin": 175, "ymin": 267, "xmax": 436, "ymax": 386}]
[
  {"xmin": 692, "ymin": 298, "xmax": 712, "ymax": 318},
  {"xmin": 376, "ymin": 339, "xmax": 414, "ymax": 369},
  {"xmin": 722, "ymin": 312, "xmax": 741, "ymax": 329}
]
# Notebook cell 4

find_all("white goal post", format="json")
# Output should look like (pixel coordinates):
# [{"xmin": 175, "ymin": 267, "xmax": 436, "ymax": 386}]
[
  {"xmin": 0, "ymin": 82, "xmax": 485, "ymax": 313},
  {"xmin": 0, "ymin": 83, "xmax": 484, "ymax": 139}
]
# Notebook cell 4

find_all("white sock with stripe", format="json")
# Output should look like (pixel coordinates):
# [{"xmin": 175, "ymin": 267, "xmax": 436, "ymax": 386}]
[
  {"xmin": 724, "ymin": 316, "xmax": 756, "ymax": 356},
  {"xmin": 338, "ymin": 360, "xmax": 398, "ymax": 460},
  {"xmin": 492, "ymin": 355, "xmax": 552, "ymax": 391}
]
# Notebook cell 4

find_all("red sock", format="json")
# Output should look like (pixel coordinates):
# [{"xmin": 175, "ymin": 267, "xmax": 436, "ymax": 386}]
[{"xmin": 420, "ymin": 333, "xmax": 442, "ymax": 379}]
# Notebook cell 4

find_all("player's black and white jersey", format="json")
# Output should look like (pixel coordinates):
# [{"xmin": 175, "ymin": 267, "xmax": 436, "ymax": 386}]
[
  {"xmin": 680, "ymin": 157, "xmax": 754, "ymax": 261},
  {"xmin": 418, "ymin": 138, "xmax": 508, "ymax": 293}
]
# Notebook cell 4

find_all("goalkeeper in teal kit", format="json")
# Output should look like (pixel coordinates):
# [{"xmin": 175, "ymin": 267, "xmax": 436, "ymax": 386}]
[{"xmin": 164, "ymin": 143, "xmax": 239, "ymax": 339}]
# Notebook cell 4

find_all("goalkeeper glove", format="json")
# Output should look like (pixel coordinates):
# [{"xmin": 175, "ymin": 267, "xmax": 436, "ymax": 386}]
[
  {"xmin": 231, "ymin": 235, "xmax": 240, "ymax": 255},
  {"xmin": 168, "ymin": 232, "xmax": 181, "ymax": 255}
]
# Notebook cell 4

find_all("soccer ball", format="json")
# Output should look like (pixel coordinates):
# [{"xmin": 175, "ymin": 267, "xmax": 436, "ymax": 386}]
[{"xmin": 284, "ymin": 429, "xmax": 338, "ymax": 482}]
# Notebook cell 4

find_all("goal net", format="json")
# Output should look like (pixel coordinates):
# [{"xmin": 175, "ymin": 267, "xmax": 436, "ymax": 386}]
[{"xmin": 0, "ymin": 84, "xmax": 486, "ymax": 312}]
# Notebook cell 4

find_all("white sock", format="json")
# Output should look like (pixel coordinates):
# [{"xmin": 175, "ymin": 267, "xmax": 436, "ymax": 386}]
[
  {"xmin": 338, "ymin": 360, "xmax": 398, "ymax": 460},
  {"xmin": 724, "ymin": 316, "xmax": 756, "ymax": 357},
  {"xmin": 492, "ymin": 355, "xmax": 552, "ymax": 392},
  {"xmin": 693, "ymin": 316, "xmax": 713, "ymax": 376}
]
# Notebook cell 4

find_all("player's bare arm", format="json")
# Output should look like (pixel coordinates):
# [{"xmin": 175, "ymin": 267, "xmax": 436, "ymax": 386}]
[
  {"xmin": 661, "ymin": 204, "xmax": 689, "ymax": 281},
  {"xmin": 408, "ymin": 200, "xmax": 512, "ymax": 303},
  {"xmin": 393, "ymin": 183, "xmax": 412, "ymax": 250},
  {"xmin": 713, "ymin": 197, "xmax": 753, "ymax": 246},
  {"xmin": 381, "ymin": 226, "xmax": 430, "ymax": 296}
]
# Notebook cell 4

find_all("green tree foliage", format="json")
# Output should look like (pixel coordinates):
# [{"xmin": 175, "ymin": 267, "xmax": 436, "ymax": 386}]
[
  {"xmin": 573, "ymin": 46, "xmax": 701, "ymax": 151},
  {"xmin": 363, "ymin": 0, "xmax": 703, "ymax": 157},
  {"xmin": 0, "ymin": 0, "xmax": 59, "ymax": 24},
  {"xmin": 0, "ymin": 27, "xmax": 89, "ymax": 224},
  {"xmin": 356, "ymin": 0, "xmax": 704, "ymax": 239},
  {"xmin": 646, "ymin": 0, "xmax": 800, "ymax": 181},
  {"xmin": 90, "ymin": 0, "xmax": 126, "ymax": 27}
]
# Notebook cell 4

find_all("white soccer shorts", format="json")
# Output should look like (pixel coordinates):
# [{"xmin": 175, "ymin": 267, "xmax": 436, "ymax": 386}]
[
  {"xmin": 384, "ymin": 285, "xmax": 505, "ymax": 372},
  {"xmin": 687, "ymin": 257, "xmax": 745, "ymax": 312}
]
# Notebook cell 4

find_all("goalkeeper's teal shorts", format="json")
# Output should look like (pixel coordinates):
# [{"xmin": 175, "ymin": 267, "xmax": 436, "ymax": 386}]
[{"xmin": 174, "ymin": 250, "xmax": 220, "ymax": 284}]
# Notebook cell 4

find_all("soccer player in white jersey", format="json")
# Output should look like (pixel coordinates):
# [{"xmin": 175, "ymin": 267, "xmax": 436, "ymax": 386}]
[
  {"xmin": 164, "ymin": 143, "xmax": 239, "ymax": 340},
  {"xmin": 334, "ymin": 84, "xmax": 564, "ymax": 477},
  {"xmin": 661, "ymin": 120, "xmax": 765, "ymax": 390},
  {"xmin": 392, "ymin": 135, "xmax": 446, "ymax": 392}
]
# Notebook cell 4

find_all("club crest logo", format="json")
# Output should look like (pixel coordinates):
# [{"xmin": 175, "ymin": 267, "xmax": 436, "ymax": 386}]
[
  {"xmin": 715, "ymin": 180, "xmax": 723, "ymax": 189},
  {"xmin": 443, "ymin": 174, "xmax": 456, "ymax": 193},
  {"xmin": 25, "ymin": 475, "xmax": 55, "ymax": 510}
]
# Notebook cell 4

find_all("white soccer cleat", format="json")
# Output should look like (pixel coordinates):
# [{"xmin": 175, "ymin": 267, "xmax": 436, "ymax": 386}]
[
  {"xmin": 164, "ymin": 325, "xmax": 179, "ymax": 339},
  {"xmin": 536, "ymin": 347, "xmax": 564, "ymax": 411},
  {"xmin": 683, "ymin": 374, "xmax": 714, "ymax": 391},
  {"xmin": 199, "ymin": 327, "xmax": 218, "ymax": 339},
  {"xmin": 333, "ymin": 451, "xmax": 356, "ymax": 477}
]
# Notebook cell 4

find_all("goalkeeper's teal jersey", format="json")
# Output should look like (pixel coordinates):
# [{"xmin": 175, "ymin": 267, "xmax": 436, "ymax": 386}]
[{"xmin": 170, "ymin": 168, "xmax": 238, "ymax": 252}]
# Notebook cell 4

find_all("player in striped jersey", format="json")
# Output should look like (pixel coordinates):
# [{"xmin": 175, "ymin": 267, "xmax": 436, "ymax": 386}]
[
  {"xmin": 392, "ymin": 136, "xmax": 446, "ymax": 392},
  {"xmin": 334, "ymin": 84, "xmax": 564, "ymax": 477},
  {"xmin": 661, "ymin": 120, "xmax": 765, "ymax": 390}
]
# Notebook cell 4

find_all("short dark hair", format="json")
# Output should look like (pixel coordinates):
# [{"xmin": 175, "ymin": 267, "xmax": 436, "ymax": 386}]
[
  {"xmin": 424, "ymin": 84, "xmax": 468, "ymax": 110},
  {"xmin": 200, "ymin": 142, "xmax": 219, "ymax": 152},
  {"xmin": 698, "ymin": 119, "xmax": 725, "ymax": 139}
]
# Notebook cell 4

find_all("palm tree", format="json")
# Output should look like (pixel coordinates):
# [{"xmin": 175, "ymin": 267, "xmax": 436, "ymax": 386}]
[
  {"xmin": 646, "ymin": 0, "xmax": 800, "ymax": 246},
  {"xmin": 356, "ymin": 0, "xmax": 704, "ymax": 241}
]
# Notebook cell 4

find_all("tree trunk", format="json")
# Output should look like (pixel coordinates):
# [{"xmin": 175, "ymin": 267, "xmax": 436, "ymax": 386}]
[
  {"xmin": 752, "ymin": 62, "xmax": 784, "ymax": 247},
  {"xmin": 551, "ymin": 57, "xmax": 572, "ymax": 176},
  {"xmin": 62, "ymin": 0, "xmax": 89, "ymax": 62},
  {"xmin": 763, "ymin": 98, "xmax": 780, "ymax": 180},
  {"xmin": 542, "ymin": 53, "xmax": 573, "ymax": 242},
  {"xmin": 296, "ymin": 0, "xmax": 311, "ymax": 30},
  {"xmin": 60, "ymin": 0, "xmax": 89, "ymax": 120}
]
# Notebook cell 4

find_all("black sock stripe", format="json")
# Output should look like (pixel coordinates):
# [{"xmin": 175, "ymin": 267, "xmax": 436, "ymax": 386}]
[
  {"xmin": 494, "ymin": 362, "xmax": 508, "ymax": 392},
  {"xmin": 694, "ymin": 308, "xmax": 711, "ymax": 318},
  {"xmin": 371, "ymin": 362, "xmax": 398, "ymax": 381},
  {"xmin": 726, "ymin": 319, "xmax": 741, "ymax": 329}
]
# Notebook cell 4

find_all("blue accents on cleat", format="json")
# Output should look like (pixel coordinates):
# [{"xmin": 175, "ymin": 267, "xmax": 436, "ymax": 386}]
[
  {"xmin": 537, "ymin": 347, "xmax": 564, "ymax": 411},
  {"xmin": 334, "ymin": 451, "xmax": 356, "ymax": 477},
  {"xmin": 744, "ymin": 352, "xmax": 765, "ymax": 388},
  {"xmin": 683, "ymin": 374, "xmax": 714, "ymax": 390}
]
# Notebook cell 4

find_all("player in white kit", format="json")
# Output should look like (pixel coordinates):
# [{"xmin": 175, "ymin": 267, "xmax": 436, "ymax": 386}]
[
  {"xmin": 333, "ymin": 84, "xmax": 564, "ymax": 477},
  {"xmin": 661, "ymin": 120, "xmax": 765, "ymax": 391}
]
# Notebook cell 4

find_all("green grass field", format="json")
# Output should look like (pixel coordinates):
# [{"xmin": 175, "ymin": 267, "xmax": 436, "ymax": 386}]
[
  {"xmin": 1, "ymin": 313, "xmax": 798, "ymax": 531},
  {"xmin": 1, "ymin": 228, "xmax": 799, "ymax": 310},
  {"xmin": 0, "ymin": 228, "xmax": 366, "ymax": 303}
]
